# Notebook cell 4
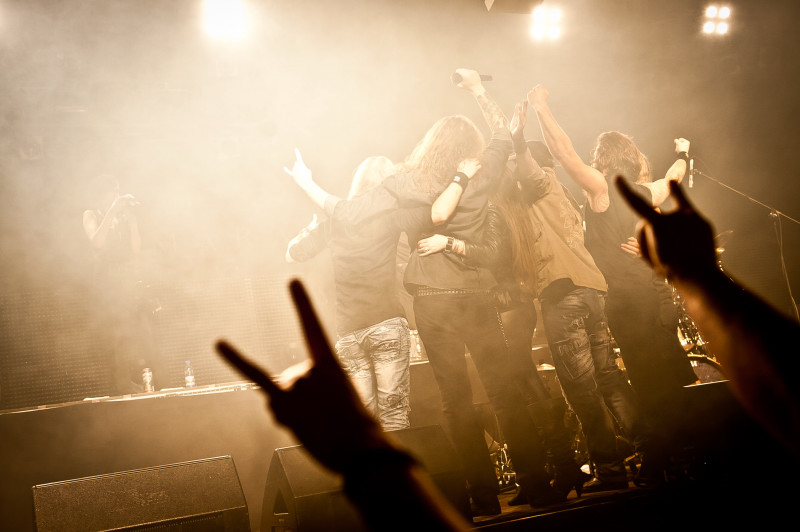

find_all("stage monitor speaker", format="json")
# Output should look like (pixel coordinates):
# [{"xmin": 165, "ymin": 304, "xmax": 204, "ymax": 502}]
[
  {"xmin": 261, "ymin": 424, "xmax": 469, "ymax": 532},
  {"xmin": 32, "ymin": 456, "xmax": 250, "ymax": 532}
]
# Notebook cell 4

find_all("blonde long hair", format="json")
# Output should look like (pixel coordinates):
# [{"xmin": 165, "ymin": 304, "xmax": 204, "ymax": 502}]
[
  {"xmin": 347, "ymin": 156, "xmax": 396, "ymax": 199},
  {"xmin": 401, "ymin": 115, "xmax": 484, "ymax": 194}
]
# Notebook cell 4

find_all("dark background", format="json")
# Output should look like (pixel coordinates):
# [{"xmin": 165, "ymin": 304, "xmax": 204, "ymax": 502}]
[{"xmin": 1, "ymin": 0, "xmax": 799, "ymax": 409}]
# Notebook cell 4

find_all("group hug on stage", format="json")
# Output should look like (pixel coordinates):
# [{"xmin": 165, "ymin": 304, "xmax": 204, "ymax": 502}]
[{"xmin": 88, "ymin": 67, "xmax": 800, "ymax": 529}]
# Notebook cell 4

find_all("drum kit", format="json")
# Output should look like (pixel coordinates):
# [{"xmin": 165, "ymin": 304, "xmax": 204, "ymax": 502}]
[{"xmin": 672, "ymin": 229, "xmax": 733, "ymax": 384}]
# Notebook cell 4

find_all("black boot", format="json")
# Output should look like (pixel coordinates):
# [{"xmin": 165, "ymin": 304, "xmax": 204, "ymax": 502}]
[
  {"xmin": 552, "ymin": 461, "xmax": 592, "ymax": 498},
  {"xmin": 510, "ymin": 475, "xmax": 566, "ymax": 507}
]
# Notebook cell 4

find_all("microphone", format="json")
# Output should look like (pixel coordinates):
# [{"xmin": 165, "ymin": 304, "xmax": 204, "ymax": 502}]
[
  {"xmin": 451, "ymin": 72, "xmax": 493, "ymax": 85},
  {"xmin": 688, "ymin": 159, "xmax": 693, "ymax": 188}
]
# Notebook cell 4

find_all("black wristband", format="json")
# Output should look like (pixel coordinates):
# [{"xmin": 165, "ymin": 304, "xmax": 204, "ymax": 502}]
[
  {"xmin": 452, "ymin": 172, "xmax": 470, "ymax": 189},
  {"xmin": 677, "ymin": 151, "xmax": 689, "ymax": 161}
]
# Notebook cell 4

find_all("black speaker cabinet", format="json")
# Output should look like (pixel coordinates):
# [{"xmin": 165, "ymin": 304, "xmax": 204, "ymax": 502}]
[
  {"xmin": 261, "ymin": 424, "xmax": 469, "ymax": 531},
  {"xmin": 32, "ymin": 456, "xmax": 250, "ymax": 532}
]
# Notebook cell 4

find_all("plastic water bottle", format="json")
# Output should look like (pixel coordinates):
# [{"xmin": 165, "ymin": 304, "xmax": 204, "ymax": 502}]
[{"xmin": 184, "ymin": 360, "xmax": 196, "ymax": 388}]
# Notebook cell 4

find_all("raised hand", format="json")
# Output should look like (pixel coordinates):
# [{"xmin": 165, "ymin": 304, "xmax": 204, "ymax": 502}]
[
  {"xmin": 283, "ymin": 148, "xmax": 314, "ymax": 188},
  {"xmin": 674, "ymin": 138, "xmax": 690, "ymax": 154},
  {"xmin": 109, "ymin": 194, "xmax": 137, "ymax": 214},
  {"xmin": 452, "ymin": 68, "xmax": 483, "ymax": 93},
  {"xmin": 526, "ymin": 85, "xmax": 549, "ymax": 110},
  {"xmin": 510, "ymin": 100, "xmax": 528, "ymax": 139},
  {"xmin": 615, "ymin": 176, "xmax": 717, "ymax": 282},
  {"xmin": 215, "ymin": 280, "xmax": 388, "ymax": 473}
]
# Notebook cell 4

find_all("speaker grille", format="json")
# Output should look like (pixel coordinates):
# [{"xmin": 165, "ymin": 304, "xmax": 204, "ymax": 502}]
[{"xmin": 32, "ymin": 456, "xmax": 250, "ymax": 532}]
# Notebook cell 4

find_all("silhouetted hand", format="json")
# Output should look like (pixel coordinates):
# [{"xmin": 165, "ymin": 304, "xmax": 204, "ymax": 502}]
[
  {"xmin": 215, "ymin": 280, "xmax": 390, "ymax": 473},
  {"xmin": 615, "ymin": 177, "xmax": 717, "ymax": 282}
]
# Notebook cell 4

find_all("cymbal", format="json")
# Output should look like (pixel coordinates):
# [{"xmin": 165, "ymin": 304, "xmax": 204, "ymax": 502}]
[
  {"xmin": 715, "ymin": 229, "xmax": 733, "ymax": 254},
  {"xmin": 714, "ymin": 230, "xmax": 733, "ymax": 247}
]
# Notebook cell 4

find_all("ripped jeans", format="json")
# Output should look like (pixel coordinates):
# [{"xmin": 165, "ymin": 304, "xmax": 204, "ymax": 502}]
[
  {"xmin": 335, "ymin": 317, "xmax": 411, "ymax": 431},
  {"xmin": 541, "ymin": 287, "xmax": 647, "ymax": 480}
]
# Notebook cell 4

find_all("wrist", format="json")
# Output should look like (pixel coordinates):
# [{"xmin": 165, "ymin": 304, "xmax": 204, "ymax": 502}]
[
  {"xmin": 470, "ymin": 85, "xmax": 487, "ymax": 97},
  {"xmin": 452, "ymin": 172, "xmax": 470, "ymax": 189},
  {"xmin": 444, "ymin": 236, "xmax": 454, "ymax": 254},
  {"xmin": 676, "ymin": 151, "xmax": 689, "ymax": 161}
]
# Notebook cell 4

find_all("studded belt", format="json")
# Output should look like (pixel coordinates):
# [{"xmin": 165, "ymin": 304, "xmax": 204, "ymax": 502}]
[{"xmin": 412, "ymin": 286, "xmax": 493, "ymax": 297}]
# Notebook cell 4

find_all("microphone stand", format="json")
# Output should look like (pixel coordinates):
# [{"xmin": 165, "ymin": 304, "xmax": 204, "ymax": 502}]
[{"xmin": 691, "ymin": 166, "xmax": 800, "ymax": 320}]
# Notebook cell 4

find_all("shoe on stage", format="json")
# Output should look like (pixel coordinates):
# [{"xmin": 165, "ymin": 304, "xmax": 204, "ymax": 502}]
[{"xmin": 580, "ymin": 476, "xmax": 629, "ymax": 493}]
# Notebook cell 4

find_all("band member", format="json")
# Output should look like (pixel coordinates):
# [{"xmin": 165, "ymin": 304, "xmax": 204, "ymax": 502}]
[
  {"xmin": 288, "ymin": 70, "xmax": 560, "ymax": 518},
  {"xmin": 83, "ymin": 175, "xmax": 159, "ymax": 394},
  {"xmin": 528, "ymin": 86, "xmax": 698, "ymax": 481},
  {"xmin": 286, "ymin": 155, "xmax": 429, "ymax": 431}
]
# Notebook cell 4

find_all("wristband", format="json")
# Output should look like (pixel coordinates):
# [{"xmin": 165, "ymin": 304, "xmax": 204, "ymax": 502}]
[
  {"xmin": 444, "ymin": 236, "xmax": 454, "ymax": 254},
  {"xmin": 677, "ymin": 151, "xmax": 689, "ymax": 161},
  {"xmin": 453, "ymin": 172, "xmax": 470, "ymax": 189}
]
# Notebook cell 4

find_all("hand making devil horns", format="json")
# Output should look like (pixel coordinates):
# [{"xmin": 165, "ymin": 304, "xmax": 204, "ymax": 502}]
[
  {"xmin": 216, "ymin": 280, "xmax": 470, "ymax": 531},
  {"xmin": 215, "ymin": 280, "xmax": 389, "ymax": 473},
  {"xmin": 615, "ymin": 176, "xmax": 717, "ymax": 284}
]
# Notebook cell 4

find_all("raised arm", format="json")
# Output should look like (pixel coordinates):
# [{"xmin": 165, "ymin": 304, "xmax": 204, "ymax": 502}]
[
  {"xmin": 284, "ymin": 148, "xmax": 332, "ymax": 210},
  {"xmin": 527, "ymin": 86, "xmax": 609, "ymax": 211},
  {"xmin": 453, "ymin": 68, "xmax": 507, "ymax": 132},
  {"xmin": 641, "ymin": 138, "xmax": 690, "ymax": 207},
  {"xmin": 509, "ymin": 100, "xmax": 553, "ymax": 204},
  {"xmin": 83, "ymin": 194, "xmax": 140, "ymax": 252}
]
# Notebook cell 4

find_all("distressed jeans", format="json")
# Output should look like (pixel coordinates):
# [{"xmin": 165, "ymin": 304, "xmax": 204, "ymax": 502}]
[
  {"xmin": 541, "ymin": 287, "xmax": 647, "ymax": 480},
  {"xmin": 335, "ymin": 317, "xmax": 411, "ymax": 431}
]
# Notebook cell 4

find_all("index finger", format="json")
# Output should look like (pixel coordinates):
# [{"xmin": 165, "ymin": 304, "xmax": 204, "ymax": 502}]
[
  {"xmin": 614, "ymin": 176, "xmax": 660, "ymax": 223},
  {"xmin": 294, "ymin": 148, "xmax": 304, "ymax": 165},
  {"xmin": 289, "ymin": 279, "xmax": 338, "ymax": 368},
  {"xmin": 215, "ymin": 340, "xmax": 282, "ymax": 397},
  {"xmin": 667, "ymin": 179, "xmax": 697, "ymax": 214}
]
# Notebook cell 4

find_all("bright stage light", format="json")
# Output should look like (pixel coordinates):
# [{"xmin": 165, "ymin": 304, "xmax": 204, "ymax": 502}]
[
  {"xmin": 702, "ymin": 4, "xmax": 732, "ymax": 37},
  {"xmin": 203, "ymin": 0, "xmax": 250, "ymax": 41},
  {"xmin": 529, "ymin": 4, "xmax": 562, "ymax": 41}
]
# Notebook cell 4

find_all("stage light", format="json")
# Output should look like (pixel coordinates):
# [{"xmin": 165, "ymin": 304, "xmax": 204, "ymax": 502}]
[
  {"xmin": 529, "ymin": 4, "xmax": 562, "ymax": 41},
  {"xmin": 702, "ymin": 4, "xmax": 732, "ymax": 37},
  {"xmin": 202, "ymin": 0, "xmax": 249, "ymax": 41}
]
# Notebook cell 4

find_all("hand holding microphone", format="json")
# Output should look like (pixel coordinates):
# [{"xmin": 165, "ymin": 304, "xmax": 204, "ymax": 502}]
[
  {"xmin": 450, "ymin": 69, "xmax": 492, "ymax": 93},
  {"xmin": 450, "ymin": 72, "xmax": 493, "ymax": 85}
]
